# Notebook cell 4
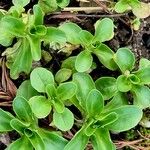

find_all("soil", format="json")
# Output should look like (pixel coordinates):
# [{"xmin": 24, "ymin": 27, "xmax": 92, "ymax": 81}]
[{"xmin": 0, "ymin": 0, "xmax": 150, "ymax": 150}]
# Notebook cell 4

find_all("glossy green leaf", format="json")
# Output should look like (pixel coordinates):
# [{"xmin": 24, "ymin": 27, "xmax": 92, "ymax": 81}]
[
  {"xmin": 0, "ymin": 109, "xmax": 14, "ymax": 132},
  {"xmin": 114, "ymin": 48, "xmax": 135, "ymax": 73},
  {"xmin": 134, "ymin": 67, "xmax": 150, "ymax": 84},
  {"xmin": 84, "ymin": 119, "xmax": 96, "ymax": 136},
  {"xmin": 38, "ymin": 129, "xmax": 68, "ymax": 150},
  {"xmin": 12, "ymin": 0, "xmax": 30, "ymax": 7},
  {"xmin": 29, "ymin": 96, "xmax": 51, "ymax": 118},
  {"xmin": 45, "ymin": 27, "xmax": 66, "ymax": 43},
  {"xmin": 114, "ymin": 0, "xmax": 130, "ymax": 13},
  {"xmin": 10, "ymin": 118, "xmax": 30, "ymax": 135},
  {"xmin": 75, "ymin": 51, "xmax": 93, "ymax": 72},
  {"xmin": 10, "ymin": 39, "xmax": 32, "ymax": 79},
  {"xmin": 56, "ymin": 0, "xmax": 70, "ymax": 8},
  {"xmin": 17, "ymin": 80, "xmax": 39, "ymax": 100},
  {"xmin": 131, "ymin": 85, "xmax": 150, "ymax": 109},
  {"xmin": 79, "ymin": 30, "xmax": 94, "ymax": 46},
  {"xmin": 26, "ymin": 130, "xmax": 45, "ymax": 150},
  {"xmin": 95, "ymin": 112, "xmax": 118, "ymax": 128},
  {"xmin": 55, "ymin": 68, "xmax": 72, "ymax": 83},
  {"xmin": 29, "ymin": 25, "xmax": 47, "ymax": 36},
  {"xmin": 13, "ymin": 97, "xmax": 33, "ymax": 122},
  {"xmin": 128, "ymin": 74, "xmax": 140, "ymax": 84},
  {"xmin": 86, "ymin": 89, "xmax": 104, "ymax": 117},
  {"xmin": 105, "ymin": 106, "xmax": 143, "ymax": 132},
  {"xmin": 59, "ymin": 22, "xmax": 82, "ymax": 45},
  {"xmin": 95, "ymin": 77, "xmax": 117, "ymax": 100},
  {"xmin": 104, "ymin": 92, "xmax": 128, "ymax": 112},
  {"xmin": 64, "ymin": 128, "xmax": 89, "ymax": 150},
  {"xmin": 91, "ymin": 128, "xmax": 115, "ymax": 150},
  {"xmin": 30, "ymin": 67, "xmax": 54, "ymax": 93},
  {"xmin": 73, "ymin": 72, "xmax": 95, "ymax": 108},
  {"xmin": 93, "ymin": 44, "xmax": 117, "ymax": 71},
  {"xmin": 46, "ymin": 84, "xmax": 57, "ymax": 98},
  {"xmin": 57, "ymin": 82, "xmax": 77, "ymax": 101},
  {"xmin": 33, "ymin": 5, "xmax": 44, "ymax": 25},
  {"xmin": 38, "ymin": 0, "xmax": 57, "ymax": 13},
  {"xmin": 0, "ymin": 16, "xmax": 25, "ymax": 37},
  {"xmin": 6, "ymin": 136, "xmax": 33, "ymax": 150},
  {"xmin": 53, "ymin": 98, "xmax": 65, "ymax": 113},
  {"xmin": 139, "ymin": 58, "xmax": 150, "ymax": 69},
  {"xmin": 94, "ymin": 18, "xmax": 114, "ymax": 42},
  {"xmin": 116, "ymin": 75, "xmax": 132, "ymax": 92},
  {"xmin": 53, "ymin": 108, "xmax": 74, "ymax": 131}
]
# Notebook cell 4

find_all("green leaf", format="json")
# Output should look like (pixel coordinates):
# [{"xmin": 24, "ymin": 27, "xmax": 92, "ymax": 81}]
[
  {"xmin": 95, "ymin": 112, "xmax": 118, "ymax": 128},
  {"xmin": 0, "ymin": 16, "xmax": 25, "ymax": 37},
  {"xmin": 26, "ymin": 130, "xmax": 45, "ymax": 150},
  {"xmin": 56, "ymin": 0, "xmax": 70, "ymax": 8},
  {"xmin": 91, "ymin": 128, "xmax": 115, "ymax": 150},
  {"xmin": 64, "ymin": 128, "xmax": 89, "ymax": 150},
  {"xmin": 12, "ymin": 0, "xmax": 30, "ymax": 7},
  {"xmin": 10, "ymin": 39, "xmax": 32, "ymax": 79},
  {"xmin": 53, "ymin": 108, "xmax": 74, "ymax": 131},
  {"xmin": 6, "ymin": 136, "xmax": 33, "ymax": 150},
  {"xmin": 53, "ymin": 98, "xmax": 65, "ymax": 113},
  {"xmin": 57, "ymin": 82, "xmax": 77, "ymax": 101},
  {"xmin": 45, "ymin": 27, "xmax": 66, "ymax": 43},
  {"xmin": 139, "ymin": 58, "xmax": 150, "ymax": 69},
  {"xmin": 94, "ymin": 18, "xmax": 114, "ymax": 42},
  {"xmin": 27, "ymin": 35, "xmax": 41, "ymax": 61},
  {"xmin": 38, "ymin": 0, "xmax": 57, "ymax": 13},
  {"xmin": 59, "ymin": 22, "xmax": 82, "ymax": 45},
  {"xmin": 93, "ymin": 44, "xmax": 117, "ymax": 71},
  {"xmin": 46, "ymin": 84, "xmax": 57, "ymax": 98},
  {"xmin": 95, "ymin": 77, "xmax": 117, "ymax": 100},
  {"xmin": 114, "ymin": 0, "xmax": 130, "ymax": 13},
  {"xmin": 10, "ymin": 118, "xmax": 30, "ymax": 135},
  {"xmin": 61, "ymin": 56, "xmax": 76, "ymax": 72},
  {"xmin": 17, "ymin": 80, "xmax": 39, "ymax": 100},
  {"xmin": 13, "ymin": 97, "xmax": 34, "ymax": 122},
  {"xmin": 38, "ymin": 129, "xmax": 68, "ymax": 150},
  {"xmin": 131, "ymin": 85, "xmax": 150, "ymax": 109},
  {"xmin": 105, "ymin": 106, "xmax": 143, "ymax": 132},
  {"xmin": 114, "ymin": 48, "xmax": 135, "ymax": 73},
  {"xmin": 86, "ymin": 89, "xmax": 104, "ymax": 117},
  {"xmin": 104, "ymin": 92, "xmax": 128, "ymax": 112},
  {"xmin": 33, "ymin": 4, "xmax": 44, "ymax": 25},
  {"xmin": 29, "ymin": 25, "xmax": 47, "ymax": 36},
  {"xmin": 55, "ymin": 68, "xmax": 72, "ymax": 83},
  {"xmin": 79, "ymin": 30, "xmax": 94, "ymax": 46},
  {"xmin": 75, "ymin": 51, "xmax": 93, "ymax": 72},
  {"xmin": 133, "ymin": 67, "xmax": 150, "ymax": 84},
  {"xmin": 73, "ymin": 72, "xmax": 95, "ymax": 108},
  {"xmin": 30, "ymin": 67, "xmax": 54, "ymax": 92},
  {"xmin": 0, "ymin": 109, "xmax": 14, "ymax": 132},
  {"xmin": 116, "ymin": 75, "xmax": 132, "ymax": 92},
  {"xmin": 29, "ymin": 96, "xmax": 51, "ymax": 118},
  {"xmin": 128, "ymin": 74, "xmax": 140, "ymax": 84}
]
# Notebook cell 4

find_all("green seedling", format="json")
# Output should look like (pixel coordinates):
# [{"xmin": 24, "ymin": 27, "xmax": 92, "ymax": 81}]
[
  {"xmin": 114, "ymin": 0, "xmax": 150, "ymax": 18},
  {"xmin": 59, "ymin": 18, "xmax": 118, "ymax": 72},
  {"xmin": 96, "ymin": 48, "xmax": 150, "ymax": 109},
  {"xmin": 0, "ymin": 97, "xmax": 67, "ymax": 150},
  {"xmin": 64, "ymin": 72, "xmax": 143, "ymax": 150}
]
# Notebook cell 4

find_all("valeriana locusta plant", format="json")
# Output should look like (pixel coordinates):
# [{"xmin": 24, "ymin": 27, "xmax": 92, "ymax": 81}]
[
  {"xmin": 64, "ymin": 72, "xmax": 143, "ymax": 150},
  {"xmin": 0, "ymin": 96, "xmax": 68, "ymax": 150},
  {"xmin": 114, "ymin": 0, "xmax": 150, "ymax": 18},
  {"xmin": 59, "ymin": 18, "xmax": 118, "ymax": 72},
  {"xmin": 28, "ymin": 67, "xmax": 77, "ymax": 131},
  {"xmin": 0, "ymin": 4, "xmax": 66, "ymax": 79},
  {"xmin": 95, "ymin": 48, "xmax": 150, "ymax": 109}
]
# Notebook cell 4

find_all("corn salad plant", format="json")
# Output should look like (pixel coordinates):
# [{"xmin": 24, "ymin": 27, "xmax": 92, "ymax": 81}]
[{"xmin": 0, "ymin": 0, "xmax": 150, "ymax": 150}]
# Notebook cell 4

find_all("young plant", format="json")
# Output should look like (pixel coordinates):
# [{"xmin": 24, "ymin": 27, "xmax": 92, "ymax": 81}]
[
  {"xmin": 64, "ymin": 72, "xmax": 143, "ymax": 150},
  {"xmin": 114, "ymin": 0, "xmax": 150, "ymax": 18},
  {"xmin": 0, "ymin": 96, "xmax": 68, "ymax": 150},
  {"xmin": 96, "ymin": 48, "xmax": 150, "ymax": 109},
  {"xmin": 0, "ymin": 4, "xmax": 66, "ymax": 79},
  {"xmin": 28, "ymin": 67, "xmax": 77, "ymax": 131},
  {"xmin": 59, "ymin": 18, "xmax": 118, "ymax": 72}
]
